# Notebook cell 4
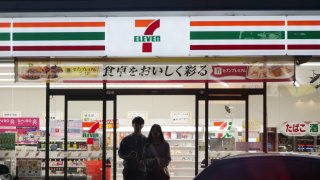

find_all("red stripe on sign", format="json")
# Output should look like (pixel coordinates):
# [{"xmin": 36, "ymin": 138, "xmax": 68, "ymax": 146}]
[
  {"xmin": 190, "ymin": 45, "xmax": 285, "ymax": 50},
  {"xmin": 288, "ymin": 44, "xmax": 320, "ymax": 50},
  {"xmin": 144, "ymin": 19, "xmax": 160, "ymax": 35},
  {"xmin": 0, "ymin": 46, "xmax": 10, "ymax": 51},
  {"xmin": 89, "ymin": 122, "xmax": 100, "ymax": 133},
  {"xmin": 13, "ymin": 46, "xmax": 105, "ymax": 51},
  {"xmin": 219, "ymin": 122, "xmax": 228, "ymax": 130}
]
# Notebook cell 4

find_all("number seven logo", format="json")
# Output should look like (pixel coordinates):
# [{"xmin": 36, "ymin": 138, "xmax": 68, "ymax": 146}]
[
  {"xmin": 135, "ymin": 19, "xmax": 160, "ymax": 53},
  {"xmin": 87, "ymin": 122, "xmax": 100, "ymax": 144}
]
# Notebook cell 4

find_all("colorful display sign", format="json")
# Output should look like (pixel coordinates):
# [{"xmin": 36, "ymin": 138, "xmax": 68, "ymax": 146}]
[
  {"xmin": 17, "ymin": 60, "xmax": 294, "ymax": 83},
  {"xmin": 190, "ymin": 16, "xmax": 286, "ymax": 56},
  {"xmin": 287, "ymin": 16, "xmax": 320, "ymax": 55},
  {"xmin": 12, "ymin": 18, "xmax": 106, "ymax": 57},
  {"xmin": 280, "ymin": 121, "xmax": 320, "ymax": 136},
  {"xmin": 0, "ymin": 117, "xmax": 39, "ymax": 133},
  {"xmin": 0, "ymin": 16, "xmax": 319, "ymax": 57},
  {"xmin": 17, "ymin": 158, "xmax": 42, "ymax": 178},
  {"xmin": 17, "ymin": 61, "xmax": 102, "ymax": 82},
  {"xmin": 210, "ymin": 62, "xmax": 294, "ymax": 82},
  {"xmin": 107, "ymin": 17, "xmax": 189, "ymax": 56},
  {"xmin": 0, "ymin": 18, "xmax": 11, "ymax": 57}
]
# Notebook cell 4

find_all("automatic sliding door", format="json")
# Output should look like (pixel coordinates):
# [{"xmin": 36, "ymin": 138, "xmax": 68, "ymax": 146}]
[
  {"xmin": 67, "ymin": 101, "xmax": 102, "ymax": 180},
  {"xmin": 207, "ymin": 100, "xmax": 246, "ymax": 159},
  {"xmin": 117, "ymin": 95, "xmax": 197, "ymax": 180}
]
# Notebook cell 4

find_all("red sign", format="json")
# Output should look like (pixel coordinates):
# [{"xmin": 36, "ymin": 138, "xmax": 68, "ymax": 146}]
[
  {"xmin": 0, "ymin": 118, "xmax": 39, "ymax": 133},
  {"xmin": 280, "ymin": 121, "xmax": 308, "ymax": 136}
]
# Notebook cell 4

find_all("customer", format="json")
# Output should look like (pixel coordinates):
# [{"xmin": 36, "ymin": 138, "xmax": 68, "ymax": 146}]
[
  {"xmin": 143, "ymin": 124, "xmax": 171, "ymax": 180},
  {"xmin": 118, "ymin": 116, "xmax": 147, "ymax": 180}
]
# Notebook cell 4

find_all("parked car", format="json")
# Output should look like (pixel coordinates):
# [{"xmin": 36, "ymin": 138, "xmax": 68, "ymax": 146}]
[
  {"xmin": 195, "ymin": 153, "xmax": 320, "ymax": 180},
  {"xmin": 0, "ymin": 164, "xmax": 12, "ymax": 180}
]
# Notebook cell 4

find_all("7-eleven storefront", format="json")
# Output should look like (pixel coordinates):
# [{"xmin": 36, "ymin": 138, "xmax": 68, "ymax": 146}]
[{"xmin": 0, "ymin": 16, "xmax": 320, "ymax": 180}]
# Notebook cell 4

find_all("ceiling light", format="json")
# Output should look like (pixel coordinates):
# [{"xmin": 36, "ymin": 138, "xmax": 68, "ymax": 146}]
[
  {"xmin": 300, "ymin": 62, "xmax": 320, "ymax": 66},
  {"xmin": 0, "ymin": 63, "xmax": 14, "ymax": 67},
  {"xmin": 219, "ymin": 82, "xmax": 230, "ymax": 87},
  {"xmin": 0, "ymin": 79, "xmax": 15, "ymax": 82},
  {"xmin": 0, "ymin": 73, "xmax": 15, "ymax": 76},
  {"xmin": 0, "ymin": 84, "xmax": 184, "ymax": 89}
]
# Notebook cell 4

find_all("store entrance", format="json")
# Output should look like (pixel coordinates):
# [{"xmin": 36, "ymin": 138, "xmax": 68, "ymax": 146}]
[
  {"xmin": 116, "ymin": 95, "xmax": 198, "ymax": 180},
  {"xmin": 47, "ymin": 87, "xmax": 117, "ymax": 180},
  {"xmin": 198, "ymin": 87, "xmax": 265, "ymax": 169}
]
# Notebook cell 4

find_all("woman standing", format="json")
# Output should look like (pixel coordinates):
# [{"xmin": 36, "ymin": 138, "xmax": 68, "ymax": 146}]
[{"xmin": 143, "ymin": 124, "xmax": 171, "ymax": 180}]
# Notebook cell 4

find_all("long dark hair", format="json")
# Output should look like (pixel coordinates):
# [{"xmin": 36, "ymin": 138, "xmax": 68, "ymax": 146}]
[{"xmin": 147, "ymin": 124, "xmax": 165, "ymax": 143}]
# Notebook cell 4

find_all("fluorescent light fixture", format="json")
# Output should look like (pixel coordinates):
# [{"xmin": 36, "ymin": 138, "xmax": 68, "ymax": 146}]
[
  {"xmin": 0, "ymin": 63, "xmax": 14, "ymax": 67},
  {"xmin": 0, "ymin": 84, "xmax": 184, "ymax": 89},
  {"xmin": 0, "ymin": 73, "xmax": 15, "ymax": 76},
  {"xmin": 219, "ymin": 82, "xmax": 230, "ymax": 87},
  {"xmin": 0, "ymin": 79, "xmax": 14, "ymax": 82},
  {"xmin": 300, "ymin": 62, "xmax": 320, "ymax": 66}
]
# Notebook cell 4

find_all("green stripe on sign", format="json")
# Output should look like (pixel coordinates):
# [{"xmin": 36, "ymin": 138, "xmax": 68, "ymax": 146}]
[
  {"xmin": 0, "ymin": 33, "xmax": 10, "ymax": 41},
  {"xmin": 190, "ymin": 31, "xmax": 285, "ymax": 40},
  {"xmin": 288, "ymin": 31, "xmax": 320, "ymax": 39},
  {"xmin": 13, "ymin": 32, "xmax": 105, "ymax": 41}
]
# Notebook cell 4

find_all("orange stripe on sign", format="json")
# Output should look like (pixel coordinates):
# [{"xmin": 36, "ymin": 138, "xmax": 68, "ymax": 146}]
[
  {"xmin": 0, "ymin": 23, "xmax": 10, "ymax": 28},
  {"xmin": 135, "ymin": 20, "xmax": 155, "ymax": 27},
  {"xmin": 190, "ymin": 21, "xmax": 285, "ymax": 26},
  {"xmin": 213, "ymin": 122, "xmax": 224, "ymax": 127},
  {"xmin": 82, "ymin": 122, "xmax": 96, "ymax": 128},
  {"xmin": 13, "ymin": 22, "xmax": 105, "ymax": 28},
  {"xmin": 288, "ymin": 21, "xmax": 320, "ymax": 26}
]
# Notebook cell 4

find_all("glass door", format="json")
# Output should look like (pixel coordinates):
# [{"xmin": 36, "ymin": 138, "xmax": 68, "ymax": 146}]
[
  {"xmin": 208, "ymin": 100, "xmax": 246, "ymax": 159},
  {"xmin": 117, "ymin": 95, "xmax": 197, "ymax": 180},
  {"xmin": 60, "ymin": 96, "xmax": 116, "ymax": 180},
  {"xmin": 67, "ymin": 100, "xmax": 103, "ymax": 180}
]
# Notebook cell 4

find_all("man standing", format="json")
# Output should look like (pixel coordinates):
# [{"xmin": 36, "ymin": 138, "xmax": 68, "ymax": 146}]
[{"xmin": 118, "ymin": 116, "xmax": 147, "ymax": 180}]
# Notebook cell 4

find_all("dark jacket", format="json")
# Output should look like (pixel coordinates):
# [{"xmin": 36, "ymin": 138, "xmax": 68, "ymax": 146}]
[
  {"xmin": 143, "ymin": 141, "xmax": 171, "ymax": 173},
  {"xmin": 118, "ymin": 134, "xmax": 147, "ymax": 171}
]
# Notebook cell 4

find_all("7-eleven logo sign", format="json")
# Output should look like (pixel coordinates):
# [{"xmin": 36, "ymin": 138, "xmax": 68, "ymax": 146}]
[
  {"xmin": 83, "ymin": 122, "xmax": 100, "ymax": 144},
  {"xmin": 134, "ymin": 19, "xmax": 161, "ymax": 53},
  {"xmin": 213, "ymin": 121, "xmax": 233, "ymax": 138}
]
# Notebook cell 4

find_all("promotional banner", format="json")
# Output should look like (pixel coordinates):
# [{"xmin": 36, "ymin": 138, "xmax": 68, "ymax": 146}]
[
  {"xmin": 210, "ymin": 61, "xmax": 294, "ymax": 82},
  {"xmin": 190, "ymin": 16, "xmax": 286, "ymax": 56},
  {"xmin": 280, "ymin": 121, "xmax": 320, "ymax": 136},
  {"xmin": 0, "ymin": 117, "xmax": 40, "ymax": 133},
  {"xmin": 17, "ymin": 61, "xmax": 103, "ymax": 82},
  {"xmin": 287, "ymin": 16, "xmax": 320, "ymax": 55},
  {"xmin": 17, "ymin": 60, "xmax": 294, "ymax": 83},
  {"xmin": 107, "ymin": 17, "xmax": 189, "ymax": 57},
  {"xmin": 0, "ymin": 18, "xmax": 11, "ymax": 57},
  {"xmin": 12, "ymin": 18, "xmax": 106, "ymax": 57}
]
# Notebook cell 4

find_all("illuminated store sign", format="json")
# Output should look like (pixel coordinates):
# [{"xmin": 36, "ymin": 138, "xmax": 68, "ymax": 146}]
[{"xmin": 107, "ymin": 17, "xmax": 189, "ymax": 56}]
